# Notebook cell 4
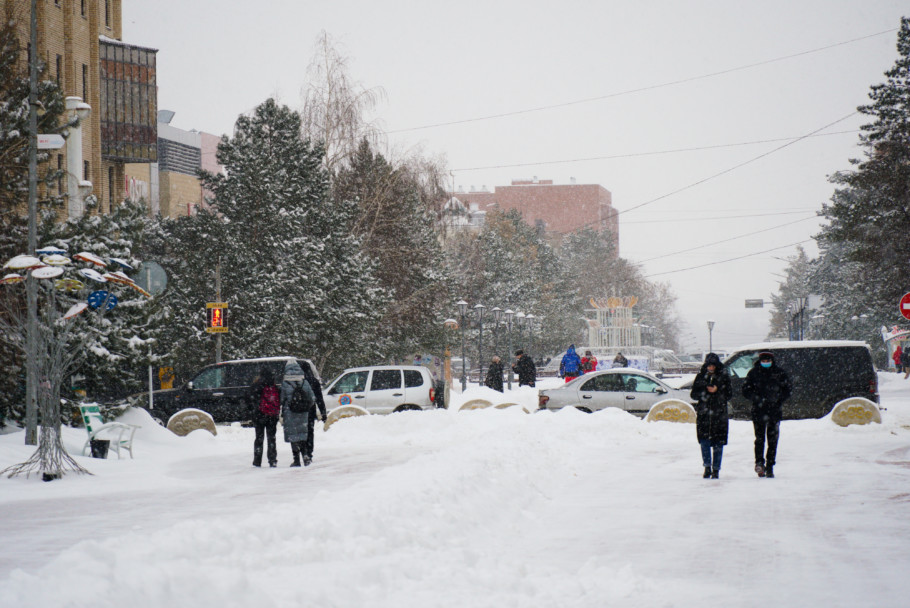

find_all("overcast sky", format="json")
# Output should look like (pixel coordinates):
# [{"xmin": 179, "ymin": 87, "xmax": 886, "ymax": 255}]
[{"xmin": 124, "ymin": 1, "xmax": 907, "ymax": 353}]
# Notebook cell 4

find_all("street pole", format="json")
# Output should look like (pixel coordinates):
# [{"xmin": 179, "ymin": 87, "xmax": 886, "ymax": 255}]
[
  {"xmin": 505, "ymin": 309, "xmax": 514, "ymax": 390},
  {"xmin": 215, "ymin": 257, "xmax": 222, "ymax": 363},
  {"xmin": 707, "ymin": 320, "xmax": 715, "ymax": 353},
  {"xmin": 475, "ymin": 304, "xmax": 486, "ymax": 383},
  {"xmin": 457, "ymin": 300, "xmax": 468, "ymax": 391},
  {"xmin": 24, "ymin": 0, "xmax": 39, "ymax": 445}
]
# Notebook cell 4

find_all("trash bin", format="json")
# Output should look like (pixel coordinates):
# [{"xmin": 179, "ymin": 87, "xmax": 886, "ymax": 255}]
[{"xmin": 90, "ymin": 439, "xmax": 110, "ymax": 459}]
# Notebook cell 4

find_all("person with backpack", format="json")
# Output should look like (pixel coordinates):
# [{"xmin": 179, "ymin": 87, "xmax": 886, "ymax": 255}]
[
  {"xmin": 581, "ymin": 350, "xmax": 598, "ymax": 374},
  {"xmin": 249, "ymin": 367, "xmax": 281, "ymax": 467},
  {"xmin": 559, "ymin": 345, "xmax": 583, "ymax": 382},
  {"xmin": 281, "ymin": 367, "xmax": 316, "ymax": 467},
  {"xmin": 300, "ymin": 362, "xmax": 327, "ymax": 466}
]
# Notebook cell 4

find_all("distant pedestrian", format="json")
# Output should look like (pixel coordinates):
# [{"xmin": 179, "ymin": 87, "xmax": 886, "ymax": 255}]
[
  {"xmin": 249, "ymin": 367, "xmax": 280, "ymax": 468},
  {"xmin": 901, "ymin": 345, "xmax": 910, "ymax": 379},
  {"xmin": 281, "ymin": 367, "xmax": 316, "ymax": 467},
  {"xmin": 581, "ymin": 350, "xmax": 598, "ymax": 374},
  {"xmin": 484, "ymin": 356, "xmax": 504, "ymax": 392},
  {"xmin": 299, "ymin": 361, "xmax": 327, "ymax": 466},
  {"xmin": 559, "ymin": 345, "xmax": 583, "ymax": 382},
  {"xmin": 892, "ymin": 344, "xmax": 902, "ymax": 372},
  {"xmin": 613, "ymin": 352, "xmax": 629, "ymax": 368},
  {"xmin": 512, "ymin": 349, "xmax": 537, "ymax": 387},
  {"xmin": 742, "ymin": 351, "xmax": 791, "ymax": 478},
  {"xmin": 690, "ymin": 353, "xmax": 731, "ymax": 479}
]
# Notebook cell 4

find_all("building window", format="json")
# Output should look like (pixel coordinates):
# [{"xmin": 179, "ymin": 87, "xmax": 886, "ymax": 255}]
[
  {"xmin": 105, "ymin": 0, "xmax": 111, "ymax": 27},
  {"xmin": 83, "ymin": 161, "xmax": 90, "ymax": 181},
  {"xmin": 57, "ymin": 155, "xmax": 64, "ymax": 194},
  {"xmin": 82, "ymin": 64, "xmax": 88, "ymax": 99},
  {"xmin": 56, "ymin": 55, "xmax": 62, "ymax": 85},
  {"xmin": 108, "ymin": 166, "xmax": 115, "ymax": 204},
  {"xmin": 80, "ymin": 0, "xmax": 86, "ymax": 17}
]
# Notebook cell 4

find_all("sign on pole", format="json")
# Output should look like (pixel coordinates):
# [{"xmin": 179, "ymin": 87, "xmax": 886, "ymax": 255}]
[
  {"xmin": 899, "ymin": 293, "xmax": 910, "ymax": 321},
  {"xmin": 744, "ymin": 299, "xmax": 765, "ymax": 309},
  {"xmin": 206, "ymin": 302, "xmax": 228, "ymax": 333},
  {"xmin": 37, "ymin": 134, "xmax": 65, "ymax": 149}
]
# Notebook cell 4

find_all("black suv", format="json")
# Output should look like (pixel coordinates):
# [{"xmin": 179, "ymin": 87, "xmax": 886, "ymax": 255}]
[
  {"xmin": 145, "ymin": 356, "xmax": 321, "ymax": 424},
  {"xmin": 723, "ymin": 341, "xmax": 878, "ymax": 420}
]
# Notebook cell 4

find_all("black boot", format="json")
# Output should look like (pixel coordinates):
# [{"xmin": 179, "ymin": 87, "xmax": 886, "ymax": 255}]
[
  {"xmin": 754, "ymin": 463, "xmax": 765, "ymax": 478},
  {"xmin": 765, "ymin": 465, "xmax": 774, "ymax": 478},
  {"xmin": 290, "ymin": 442, "xmax": 302, "ymax": 467},
  {"xmin": 703, "ymin": 467, "xmax": 711, "ymax": 478},
  {"xmin": 303, "ymin": 455, "xmax": 313, "ymax": 467},
  {"xmin": 711, "ymin": 469, "xmax": 719, "ymax": 479}
]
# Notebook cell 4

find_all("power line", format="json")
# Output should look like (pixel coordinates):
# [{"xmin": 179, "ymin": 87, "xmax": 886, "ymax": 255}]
[
  {"xmin": 389, "ymin": 29, "xmax": 895, "ymax": 134},
  {"xmin": 638, "ymin": 216, "xmax": 819, "ymax": 263},
  {"xmin": 643, "ymin": 240, "xmax": 813, "ymax": 278},
  {"xmin": 622, "ymin": 210, "xmax": 816, "ymax": 224},
  {"xmin": 452, "ymin": 130, "xmax": 857, "ymax": 172}
]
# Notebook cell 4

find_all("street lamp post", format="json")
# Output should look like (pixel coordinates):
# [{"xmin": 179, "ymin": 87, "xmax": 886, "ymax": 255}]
[
  {"xmin": 707, "ymin": 320, "xmax": 715, "ymax": 353},
  {"xmin": 475, "ymin": 303, "xmax": 486, "ymax": 382},
  {"xmin": 457, "ymin": 300, "xmax": 468, "ymax": 391},
  {"xmin": 525, "ymin": 314, "xmax": 535, "ymax": 356},
  {"xmin": 504, "ymin": 309, "xmax": 514, "ymax": 390},
  {"xmin": 491, "ymin": 307, "xmax": 502, "ymax": 359},
  {"xmin": 515, "ymin": 312, "xmax": 525, "ymax": 354}
]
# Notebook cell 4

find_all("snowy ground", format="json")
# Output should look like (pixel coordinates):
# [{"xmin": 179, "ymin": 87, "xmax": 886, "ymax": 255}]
[{"xmin": 1, "ymin": 374, "xmax": 909, "ymax": 607}]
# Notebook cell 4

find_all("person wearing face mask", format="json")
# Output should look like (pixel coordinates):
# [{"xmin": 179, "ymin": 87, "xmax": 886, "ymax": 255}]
[
  {"xmin": 742, "ymin": 351, "xmax": 792, "ymax": 478},
  {"xmin": 690, "ymin": 352, "xmax": 732, "ymax": 479}
]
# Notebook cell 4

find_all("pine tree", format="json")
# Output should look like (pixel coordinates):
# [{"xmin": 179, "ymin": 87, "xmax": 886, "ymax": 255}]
[
  {"xmin": 815, "ymin": 17, "xmax": 910, "ymax": 352},
  {"xmin": 767, "ymin": 245, "xmax": 812, "ymax": 340},
  {"xmin": 152, "ymin": 99, "xmax": 389, "ymax": 380}
]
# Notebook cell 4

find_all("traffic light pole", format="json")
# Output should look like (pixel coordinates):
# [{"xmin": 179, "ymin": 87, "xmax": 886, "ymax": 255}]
[
  {"xmin": 215, "ymin": 257, "xmax": 222, "ymax": 363},
  {"xmin": 24, "ymin": 0, "xmax": 39, "ymax": 446}
]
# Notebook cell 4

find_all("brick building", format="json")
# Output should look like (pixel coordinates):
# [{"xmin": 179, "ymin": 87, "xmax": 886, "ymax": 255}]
[
  {"xmin": 9, "ymin": 0, "xmax": 157, "ymax": 218},
  {"xmin": 450, "ymin": 178, "xmax": 619, "ymax": 253}
]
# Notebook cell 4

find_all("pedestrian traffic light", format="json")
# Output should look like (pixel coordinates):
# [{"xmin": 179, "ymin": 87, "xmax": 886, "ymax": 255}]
[{"xmin": 206, "ymin": 302, "xmax": 228, "ymax": 333}]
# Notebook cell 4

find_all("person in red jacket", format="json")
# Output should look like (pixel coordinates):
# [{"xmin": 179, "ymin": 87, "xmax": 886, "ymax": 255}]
[
  {"xmin": 581, "ymin": 350, "xmax": 598, "ymax": 374},
  {"xmin": 893, "ymin": 344, "xmax": 903, "ymax": 372}
]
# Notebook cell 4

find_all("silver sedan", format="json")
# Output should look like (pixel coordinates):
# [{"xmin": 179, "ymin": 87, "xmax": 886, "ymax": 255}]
[{"xmin": 538, "ymin": 369, "xmax": 691, "ymax": 417}]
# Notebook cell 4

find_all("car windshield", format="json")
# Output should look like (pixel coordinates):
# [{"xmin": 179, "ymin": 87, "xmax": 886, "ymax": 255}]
[{"xmin": 330, "ymin": 371, "xmax": 368, "ymax": 394}]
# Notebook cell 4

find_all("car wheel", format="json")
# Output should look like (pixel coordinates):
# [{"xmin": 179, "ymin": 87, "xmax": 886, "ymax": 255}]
[
  {"xmin": 394, "ymin": 404, "xmax": 423, "ymax": 413},
  {"xmin": 575, "ymin": 406, "xmax": 593, "ymax": 414}
]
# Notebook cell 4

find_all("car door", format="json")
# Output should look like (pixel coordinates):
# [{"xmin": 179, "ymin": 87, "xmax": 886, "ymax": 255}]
[
  {"xmin": 575, "ymin": 372, "xmax": 626, "ymax": 411},
  {"xmin": 184, "ymin": 365, "xmax": 226, "ymax": 419},
  {"xmin": 220, "ymin": 363, "xmax": 262, "ymax": 421},
  {"xmin": 618, "ymin": 373, "xmax": 666, "ymax": 415},
  {"xmin": 326, "ymin": 370, "xmax": 369, "ymax": 409},
  {"xmin": 366, "ymin": 369, "xmax": 406, "ymax": 414},
  {"xmin": 403, "ymin": 369, "xmax": 430, "ymax": 409}
]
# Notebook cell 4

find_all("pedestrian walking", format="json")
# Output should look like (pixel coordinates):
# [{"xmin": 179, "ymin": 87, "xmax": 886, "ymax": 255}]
[
  {"xmin": 901, "ymin": 345, "xmax": 910, "ymax": 379},
  {"xmin": 298, "ymin": 362, "xmax": 327, "ymax": 466},
  {"xmin": 559, "ymin": 345, "xmax": 583, "ymax": 382},
  {"xmin": 742, "ymin": 351, "xmax": 791, "ymax": 478},
  {"xmin": 892, "ymin": 344, "xmax": 902, "ymax": 372},
  {"xmin": 280, "ymin": 367, "xmax": 316, "ymax": 467},
  {"xmin": 249, "ymin": 367, "xmax": 280, "ymax": 468},
  {"xmin": 484, "ymin": 356, "xmax": 504, "ymax": 392},
  {"xmin": 581, "ymin": 350, "xmax": 598, "ymax": 373},
  {"xmin": 512, "ymin": 349, "xmax": 537, "ymax": 387},
  {"xmin": 690, "ymin": 352, "xmax": 731, "ymax": 479}
]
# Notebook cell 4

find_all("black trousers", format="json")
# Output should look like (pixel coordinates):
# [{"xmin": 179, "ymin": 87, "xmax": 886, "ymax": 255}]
[
  {"xmin": 753, "ymin": 415, "xmax": 781, "ymax": 467},
  {"xmin": 305, "ymin": 414, "xmax": 317, "ymax": 458},
  {"xmin": 253, "ymin": 415, "xmax": 278, "ymax": 465}
]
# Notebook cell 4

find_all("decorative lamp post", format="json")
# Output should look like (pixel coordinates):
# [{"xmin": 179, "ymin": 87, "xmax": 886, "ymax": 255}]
[
  {"xmin": 504, "ymin": 309, "xmax": 514, "ymax": 389},
  {"xmin": 443, "ymin": 318, "xmax": 458, "ymax": 407},
  {"xmin": 457, "ymin": 300, "xmax": 468, "ymax": 391},
  {"xmin": 525, "ymin": 314, "xmax": 536, "ymax": 356},
  {"xmin": 474, "ymin": 303, "xmax": 486, "ymax": 382},
  {"xmin": 707, "ymin": 320, "xmax": 715, "ymax": 353},
  {"xmin": 515, "ymin": 312, "xmax": 525, "ymax": 353},
  {"xmin": 491, "ymin": 307, "xmax": 502, "ymax": 359}
]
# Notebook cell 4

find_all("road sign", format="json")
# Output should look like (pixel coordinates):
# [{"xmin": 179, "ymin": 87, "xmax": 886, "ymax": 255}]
[
  {"xmin": 745, "ymin": 299, "xmax": 765, "ymax": 308},
  {"xmin": 900, "ymin": 293, "xmax": 910, "ymax": 320},
  {"xmin": 206, "ymin": 302, "xmax": 228, "ymax": 333},
  {"xmin": 37, "ymin": 134, "xmax": 65, "ymax": 149}
]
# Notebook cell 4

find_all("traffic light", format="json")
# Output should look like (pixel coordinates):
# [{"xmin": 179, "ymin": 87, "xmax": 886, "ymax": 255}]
[{"xmin": 206, "ymin": 302, "xmax": 228, "ymax": 333}]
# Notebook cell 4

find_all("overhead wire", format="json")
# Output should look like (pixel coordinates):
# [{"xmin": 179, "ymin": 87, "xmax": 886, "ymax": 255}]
[
  {"xmin": 643, "ymin": 240, "xmax": 814, "ymax": 278},
  {"xmin": 388, "ymin": 28, "xmax": 895, "ymax": 134}
]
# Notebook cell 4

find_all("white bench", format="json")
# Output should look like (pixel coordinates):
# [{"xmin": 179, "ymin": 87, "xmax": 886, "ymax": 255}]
[{"xmin": 78, "ymin": 404, "xmax": 140, "ymax": 459}]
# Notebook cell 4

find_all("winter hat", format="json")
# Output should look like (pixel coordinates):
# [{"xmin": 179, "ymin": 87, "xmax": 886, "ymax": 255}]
[
  {"xmin": 758, "ymin": 351, "xmax": 774, "ymax": 360},
  {"xmin": 704, "ymin": 352, "xmax": 722, "ymax": 367},
  {"xmin": 515, "ymin": 349, "xmax": 524, "ymax": 356}
]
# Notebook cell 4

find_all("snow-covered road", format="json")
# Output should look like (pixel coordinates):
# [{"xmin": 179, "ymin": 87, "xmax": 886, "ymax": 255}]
[{"xmin": 1, "ymin": 376, "xmax": 909, "ymax": 607}]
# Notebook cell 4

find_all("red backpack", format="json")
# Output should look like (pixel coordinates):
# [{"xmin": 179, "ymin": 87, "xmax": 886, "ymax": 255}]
[{"xmin": 259, "ymin": 384, "xmax": 280, "ymax": 416}]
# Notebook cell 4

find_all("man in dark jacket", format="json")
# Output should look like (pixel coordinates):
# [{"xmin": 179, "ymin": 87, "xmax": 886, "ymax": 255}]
[
  {"xmin": 300, "ymin": 362, "xmax": 327, "ymax": 467},
  {"xmin": 249, "ymin": 367, "xmax": 280, "ymax": 468},
  {"xmin": 742, "ymin": 351, "xmax": 792, "ymax": 478},
  {"xmin": 484, "ymin": 356, "xmax": 504, "ymax": 392},
  {"xmin": 690, "ymin": 352, "xmax": 732, "ymax": 479},
  {"xmin": 512, "ymin": 349, "xmax": 536, "ymax": 387}
]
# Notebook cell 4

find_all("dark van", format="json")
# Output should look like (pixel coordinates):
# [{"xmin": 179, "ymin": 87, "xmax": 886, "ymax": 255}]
[
  {"xmin": 723, "ymin": 341, "xmax": 878, "ymax": 420},
  {"xmin": 144, "ymin": 356, "xmax": 321, "ymax": 424}
]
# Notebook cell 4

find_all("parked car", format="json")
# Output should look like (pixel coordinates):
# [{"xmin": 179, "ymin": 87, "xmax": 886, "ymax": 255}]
[
  {"xmin": 721, "ymin": 340, "xmax": 878, "ymax": 420},
  {"xmin": 143, "ymin": 356, "xmax": 321, "ymax": 424},
  {"xmin": 324, "ymin": 365, "xmax": 441, "ymax": 414},
  {"xmin": 537, "ymin": 368, "xmax": 691, "ymax": 417}
]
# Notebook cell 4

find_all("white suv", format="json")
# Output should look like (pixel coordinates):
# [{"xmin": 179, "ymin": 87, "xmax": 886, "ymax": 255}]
[{"xmin": 324, "ymin": 366, "xmax": 440, "ymax": 414}]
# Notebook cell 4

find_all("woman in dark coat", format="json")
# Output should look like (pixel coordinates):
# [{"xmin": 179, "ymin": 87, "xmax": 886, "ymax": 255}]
[
  {"xmin": 484, "ymin": 356, "xmax": 504, "ymax": 392},
  {"xmin": 281, "ymin": 371, "xmax": 315, "ymax": 467},
  {"xmin": 690, "ymin": 352, "xmax": 732, "ymax": 479}
]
